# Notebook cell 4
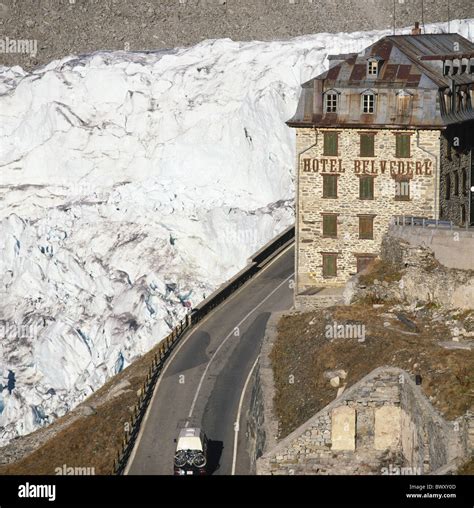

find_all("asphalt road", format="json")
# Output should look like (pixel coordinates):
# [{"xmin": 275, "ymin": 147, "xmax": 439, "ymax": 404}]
[{"xmin": 126, "ymin": 245, "xmax": 294, "ymax": 475}]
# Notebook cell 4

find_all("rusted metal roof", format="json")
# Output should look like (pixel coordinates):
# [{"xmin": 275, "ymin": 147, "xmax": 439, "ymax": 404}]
[
  {"xmin": 388, "ymin": 34, "xmax": 474, "ymax": 87},
  {"xmin": 287, "ymin": 32, "xmax": 474, "ymax": 130}
]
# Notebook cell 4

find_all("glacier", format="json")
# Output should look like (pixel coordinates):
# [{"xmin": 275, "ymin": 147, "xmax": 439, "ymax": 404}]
[{"xmin": 1, "ymin": 19, "xmax": 473, "ymax": 446}]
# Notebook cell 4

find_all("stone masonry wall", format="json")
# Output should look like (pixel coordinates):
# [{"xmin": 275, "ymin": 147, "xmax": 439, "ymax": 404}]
[
  {"xmin": 256, "ymin": 366, "xmax": 472, "ymax": 475},
  {"xmin": 384, "ymin": 224, "xmax": 474, "ymax": 271},
  {"xmin": 439, "ymin": 127, "xmax": 473, "ymax": 227},
  {"xmin": 378, "ymin": 228, "xmax": 474, "ymax": 310},
  {"xmin": 296, "ymin": 128, "xmax": 440, "ymax": 293}
]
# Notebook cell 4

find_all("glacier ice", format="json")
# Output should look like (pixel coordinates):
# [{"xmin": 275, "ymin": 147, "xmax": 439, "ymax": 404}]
[{"xmin": 0, "ymin": 19, "xmax": 473, "ymax": 445}]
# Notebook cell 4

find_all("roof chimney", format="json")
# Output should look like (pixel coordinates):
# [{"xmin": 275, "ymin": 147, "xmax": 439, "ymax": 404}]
[{"xmin": 411, "ymin": 22, "xmax": 422, "ymax": 35}]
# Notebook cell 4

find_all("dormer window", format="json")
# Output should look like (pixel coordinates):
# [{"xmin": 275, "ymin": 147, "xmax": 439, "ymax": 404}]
[
  {"xmin": 368, "ymin": 60, "xmax": 378, "ymax": 76},
  {"xmin": 367, "ymin": 57, "xmax": 382, "ymax": 78},
  {"xmin": 452, "ymin": 59, "xmax": 459, "ymax": 75},
  {"xmin": 361, "ymin": 90, "xmax": 377, "ymax": 114},
  {"xmin": 323, "ymin": 89, "xmax": 340, "ymax": 113},
  {"xmin": 443, "ymin": 60, "xmax": 451, "ymax": 76}
]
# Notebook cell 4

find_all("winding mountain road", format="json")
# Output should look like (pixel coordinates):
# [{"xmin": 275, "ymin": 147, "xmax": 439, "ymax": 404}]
[{"xmin": 126, "ymin": 245, "xmax": 294, "ymax": 475}]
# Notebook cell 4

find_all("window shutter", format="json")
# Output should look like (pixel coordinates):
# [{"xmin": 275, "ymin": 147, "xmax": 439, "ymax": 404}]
[
  {"xmin": 359, "ymin": 176, "xmax": 374, "ymax": 199},
  {"xmin": 323, "ymin": 254, "xmax": 337, "ymax": 277},
  {"xmin": 359, "ymin": 216, "xmax": 374, "ymax": 239},
  {"xmin": 323, "ymin": 215, "xmax": 337, "ymax": 237},
  {"xmin": 360, "ymin": 134, "xmax": 375, "ymax": 157},
  {"xmin": 396, "ymin": 134, "xmax": 410, "ymax": 157},
  {"xmin": 324, "ymin": 132, "xmax": 338, "ymax": 156},
  {"xmin": 323, "ymin": 175, "xmax": 337, "ymax": 198}
]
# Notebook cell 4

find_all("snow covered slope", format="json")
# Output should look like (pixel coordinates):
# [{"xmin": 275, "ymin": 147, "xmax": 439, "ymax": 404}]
[{"xmin": 1, "ymin": 19, "xmax": 473, "ymax": 445}]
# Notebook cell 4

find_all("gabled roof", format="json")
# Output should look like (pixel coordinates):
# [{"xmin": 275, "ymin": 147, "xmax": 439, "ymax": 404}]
[{"xmin": 387, "ymin": 33, "xmax": 474, "ymax": 87}]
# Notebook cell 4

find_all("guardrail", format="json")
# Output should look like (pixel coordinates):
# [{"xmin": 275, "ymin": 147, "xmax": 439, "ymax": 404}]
[
  {"xmin": 113, "ymin": 225, "xmax": 295, "ymax": 475},
  {"xmin": 393, "ymin": 215, "xmax": 454, "ymax": 229}
]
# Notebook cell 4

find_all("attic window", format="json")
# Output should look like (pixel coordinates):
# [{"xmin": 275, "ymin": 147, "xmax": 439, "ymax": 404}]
[
  {"xmin": 452, "ymin": 59, "xmax": 459, "ymax": 75},
  {"xmin": 367, "ymin": 59, "xmax": 380, "ymax": 77}
]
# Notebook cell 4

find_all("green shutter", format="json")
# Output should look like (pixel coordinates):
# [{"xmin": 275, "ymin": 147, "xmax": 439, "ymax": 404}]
[
  {"xmin": 323, "ymin": 254, "xmax": 337, "ymax": 277},
  {"xmin": 323, "ymin": 175, "xmax": 337, "ymax": 198},
  {"xmin": 360, "ymin": 134, "xmax": 375, "ymax": 157},
  {"xmin": 359, "ymin": 176, "xmax": 374, "ymax": 199},
  {"xmin": 396, "ymin": 134, "xmax": 410, "ymax": 157},
  {"xmin": 324, "ymin": 132, "xmax": 338, "ymax": 156},
  {"xmin": 323, "ymin": 215, "xmax": 337, "ymax": 237}
]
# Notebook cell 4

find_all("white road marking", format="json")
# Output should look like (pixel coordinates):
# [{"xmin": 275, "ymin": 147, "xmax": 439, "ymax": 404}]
[
  {"xmin": 125, "ymin": 244, "xmax": 294, "ymax": 474},
  {"xmin": 187, "ymin": 273, "xmax": 294, "ymax": 419},
  {"xmin": 231, "ymin": 355, "xmax": 259, "ymax": 476}
]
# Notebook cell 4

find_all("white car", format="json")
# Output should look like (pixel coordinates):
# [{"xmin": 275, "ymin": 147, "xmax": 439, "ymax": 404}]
[{"xmin": 173, "ymin": 427, "xmax": 208, "ymax": 476}]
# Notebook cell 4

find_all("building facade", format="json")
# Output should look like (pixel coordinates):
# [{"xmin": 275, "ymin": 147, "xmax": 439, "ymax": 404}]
[{"xmin": 288, "ymin": 29, "xmax": 474, "ymax": 295}]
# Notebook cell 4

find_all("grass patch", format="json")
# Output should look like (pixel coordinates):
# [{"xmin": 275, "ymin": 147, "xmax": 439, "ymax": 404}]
[
  {"xmin": 0, "ymin": 343, "xmax": 162, "ymax": 475},
  {"xmin": 457, "ymin": 457, "xmax": 474, "ymax": 475},
  {"xmin": 270, "ymin": 304, "xmax": 474, "ymax": 439},
  {"xmin": 358, "ymin": 260, "xmax": 402, "ymax": 286}
]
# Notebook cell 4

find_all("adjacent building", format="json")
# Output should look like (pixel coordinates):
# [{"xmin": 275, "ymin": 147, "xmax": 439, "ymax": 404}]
[{"xmin": 288, "ymin": 26, "xmax": 474, "ymax": 297}]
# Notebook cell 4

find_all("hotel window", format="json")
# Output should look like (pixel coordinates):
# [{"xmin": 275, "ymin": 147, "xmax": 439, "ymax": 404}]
[
  {"xmin": 462, "ymin": 168, "xmax": 468, "ymax": 195},
  {"xmin": 322, "ymin": 214, "xmax": 338, "ymax": 238},
  {"xmin": 396, "ymin": 90, "xmax": 412, "ymax": 118},
  {"xmin": 322, "ymin": 253, "xmax": 337, "ymax": 278},
  {"xmin": 322, "ymin": 174, "xmax": 338, "ymax": 198},
  {"xmin": 325, "ymin": 92, "xmax": 338, "ymax": 113},
  {"xmin": 358, "ymin": 215, "xmax": 374, "ymax": 240},
  {"xmin": 367, "ymin": 59, "xmax": 379, "ymax": 77},
  {"xmin": 395, "ymin": 134, "xmax": 411, "ymax": 158},
  {"xmin": 359, "ymin": 133, "xmax": 375, "ymax": 157},
  {"xmin": 395, "ymin": 179, "xmax": 410, "ymax": 201},
  {"xmin": 323, "ymin": 131, "xmax": 338, "ymax": 156},
  {"xmin": 454, "ymin": 172, "xmax": 460, "ymax": 196},
  {"xmin": 359, "ymin": 176, "xmax": 374, "ymax": 200},
  {"xmin": 445, "ymin": 174, "xmax": 451, "ymax": 200},
  {"xmin": 361, "ymin": 91, "xmax": 376, "ymax": 113},
  {"xmin": 447, "ymin": 138, "xmax": 453, "ymax": 160}
]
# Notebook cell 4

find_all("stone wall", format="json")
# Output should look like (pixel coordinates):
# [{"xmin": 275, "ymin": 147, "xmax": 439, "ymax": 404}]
[
  {"xmin": 385, "ymin": 223, "xmax": 474, "ymax": 271},
  {"xmin": 1, "ymin": 0, "xmax": 473, "ymax": 70},
  {"xmin": 296, "ymin": 128, "xmax": 440, "ymax": 293},
  {"xmin": 439, "ymin": 125, "xmax": 474, "ymax": 227},
  {"xmin": 246, "ymin": 312, "xmax": 281, "ymax": 473},
  {"xmin": 377, "ymin": 227, "xmax": 474, "ymax": 310},
  {"xmin": 256, "ymin": 366, "xmax": 473, "ymax": 475}
]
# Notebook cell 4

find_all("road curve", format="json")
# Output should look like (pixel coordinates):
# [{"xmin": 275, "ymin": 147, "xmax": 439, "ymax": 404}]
[{"xmin": 126, "ymin": 245, "xmax": 294, "ymax": 475}]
